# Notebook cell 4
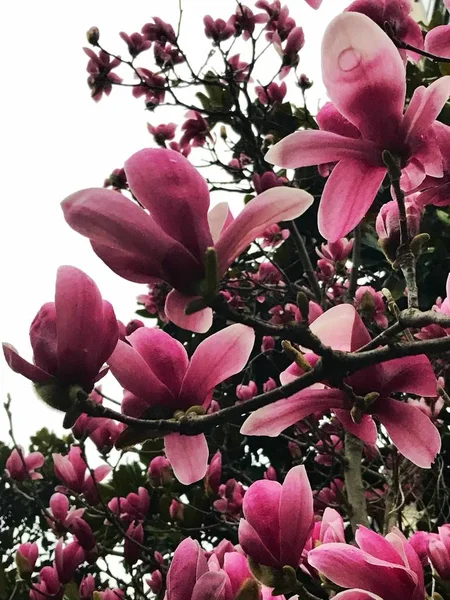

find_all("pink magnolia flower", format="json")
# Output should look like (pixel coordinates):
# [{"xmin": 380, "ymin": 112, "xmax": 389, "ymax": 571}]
[
  {"xmin": 169, "ymin": 499, "xmax": 184, "ymax": 522},
  {"xmin": 205, "ymin": 451, "xmax": 222, "ymax": 495},
  {"xmin": 141, "ymin": 18, "xmax": 176, "ymax": 44},
  {"xmin": 308, "ymin": 526, "xmax": 425, "ymax": 599},
  {"xmin": 62, "ymin": 148, "xmax": 312, "ymax": 333},
  {"xmin": 147, "ymin": 122, "xmax": 177, "ymax": 145},
  {"xmin": 302, "ymin": 508, "xmax": 345, "ymax": 573},
  {"xmin": 3, "ymin": 267, "xmax": 119, "ymax": 410},
  {"xmin": 30, "ymin": 567, "xmax": 62, "ymax": 600},
  {"xmin": 107, "ymin": 324, "xmax": 254, "ymax": 484},
  {"xmin": 154, "ymin": 43, "xmax": 184, "ymax": 69},
  {"xmin": 376, "ymin": 198, "xmax": 422, "ymax": 262},
  {"xmin": 260, "ymin": 224, "xmax": 290, "ymax": 248},
  {"xmin": 252, "ymin": 171, "xmax": 288, "ymax": 194},
  {"xmin": 16, "ymin": 542, "xmax": 39, "ymax": 576},
  {"xmin": 346, "ymin": 0, "xmax": 423, "ymax": 62},
  {"xmin": 167, "ymin": 538, "xmax": 227, "ymax": 600},
  {"xmin": 261, "ymin": 336, "xmax": 275, "ymax": 353},
  {"xmin": 275, "ymin": 26, "xmax": 305, "ymax": 78},
  {"xmin": 54, "ymin": 539, "xmax": 85, "ymax": 584},
  {"xmin": 53, "ymin": 447, "xmax": 111, "ymax": 503},
  {"xmin": 236, "ymin": 381, "xmax": 258, "ymax": 401},
  {"xmin": 425, "ymin": 25, "xmax": 450, "ymax": 59},
  {"xmin": 316, "ymin": 238, "xmax": 354, "ymax": 263},
  {"xmin": 203, "ymin": 16, "xmax": 235, "ymax": 43},
  {"xmin": 71, "ymin": 517, "xmax": 96, "ymax": 552},
  {"xmin": 119, "ymin": 32, "xmax": 151, "ymax": 57},
  {"xmin": 428, "ymin": 524, "xmax": 450, "ymax": 580},
  {"xmin": 229, "ymin": 5, "xmax": 268, "ymax": 41},
  {"xmin": 266, "ymin": 12, "xmax": 450, "ymax": 241},
  {"xmin": 214, "ymin": 479, "xmax": 246, "ymax": 518},
  {"xmin": 255, "ymin": 82, "xmax": 287, "ymax": 105},
  {"xmin": 354, "ymin": 285, "xmax": 388, "ymax": 329},
  {"xmin": 241, "ymin": 304, "xmax": 441, "ymax": 468},
  {"xmin": 238, "ymin": 465, "xmax": 313, "ymax": 569},
  {"xmin": 6, "ymin": 447, "xmax": 44, "ymax": 481},
  {"xmin": 47, "ymin": 492, "xmax": 85, "ymax": 534},
  {"xmin": 132, "ymin": 69, "xmax": 166, "ymax": 106},
  {"xmin": 108, "ymin": 487, "xmax": 150, "ymax": 523},
  {"xmin": 179, "ymin": 111, "xmax": 211, "ymax": 151},
  {"xmin": 84, "ymin": 48, "xmax": 122, "ymax": 102},
  {"xmin": 146, "ymin": 570, "xmax": 163, "ymax": 594},
  {"xmin": 226, "ymin": 54, "xmax": 251, "ymax": 83},
  {"xmin": 148, "ymin": 456, "xmax": 172, "ymax": 486},
  {"xmin": 124, "ymin": 522, "xmax": 144, "ymax": 565},
  {"xmin": 79, "ymin": 575, "xmax": 96, "ymax": 600}
]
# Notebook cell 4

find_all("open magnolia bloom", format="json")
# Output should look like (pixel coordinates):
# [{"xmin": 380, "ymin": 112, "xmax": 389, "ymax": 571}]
[
  {"xmin": 107, "ymin": 323, "xmax": 255, "ymax": 485},
  {"xmin": 266, "ymin": 12, "xmax": 450, "ymax": 242},
  {"xmin": 241, "ymin": 305, "xmax": 441, "ymax": 468},
  {"xmin": 308, "ymin": 527, "xmax": 425, "ymax": 600},
  {"xmin": 62, "ymin": 148, "xmax": 313, "ymax": 333}
]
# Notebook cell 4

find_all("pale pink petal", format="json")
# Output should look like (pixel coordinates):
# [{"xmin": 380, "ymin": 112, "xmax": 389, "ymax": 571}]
[
  {"xmin": 304, "ymin": 0, "xmax": 322, "ymax": 7},
  {"xmin": 309, "ymin": 304, "xmax": 371, "ymax": 352},
  {"xmin": 26, "ymin": 452, "xmax": 45, "ymax": 470},
  {"xmin": 215, "ymin": 187, "xmax": 313, "ymax": 275},
  {"xmin": 125, "ymin": 148, "xmax": 213, "ymax": 260},
  {"xmin": 107, "ymin": 340, "xmax": 175, "ymax": 412},
  {"xmin": 279, "ymin": 465, "xmax": 313, "ymax": 566},
  {"xmin": 223, "ymin": 553, "xmax": 252, "ymax": 597},
  {"xmin": 318, "ymin": 159, "xmax": 386, "ymax": 242},
  {"xmin": 165, "ymin": 290, "xmax": 213, "ymax": 334},
  {"xmin": 334, "ymin": 411, "xmax": 378, "ymax": 445},
  {"xmin": 164, "ymin": 433, "xmax": 209, "ymax": 485},
  {"xmin": 265, "ymin": 131, "xmax": 378, "ymax": 168},
  {"xmin": 127, "ymin": 327, "xmax": 189, "ymax": 397},
  {"xmin": 238, "ymin": 519, "xmax": 279, "ymax": 568},
  {"xmin": 2, "ymin": 343, "xmax": 51, "ymax": 383},
  {"xmin": 373, "ymin": 398, "xmax": 441, "ymax": 468},
  {"xmin": 355, "ymin": 527, "xmax": 404, "ymax": 566},
  {"xmin": 180, "ymin": 324, "xmax": 254, "ymax": 408},
  {"xmin": 321, "ymin": 508, "xmax": 345, "ymax": 543},
  {"xmin": 402, "ymin": 77, "xmax": 450, "ymax": 142},
  {"xmin": 377, "ymin": 355, "xmax": 437, "ymax": 398},
  {"xmin": 208, "ymin": 203, "xmax": 234, "ymax": 244},
  {"xmin": 240, "ymin": 389, "xmax": 348, "ymax": 436},
  {"xmin": 425, "ymin": 26, "xmax": 450, "ymax": 59},
  {"xmin": 321, "ymin": 12, "xmax": 406, "ymax": 146}
]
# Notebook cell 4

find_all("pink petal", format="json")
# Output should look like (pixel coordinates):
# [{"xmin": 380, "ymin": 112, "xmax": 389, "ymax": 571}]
[
  {"xmin": 91, "ymin": 242, "xmax": 165, "ymax": 284},
  {"xmin": 26, "ymin": 452, "xmax": 45, "ymax": 470},
  {"xmin": 240, "ymin": 388, "xmax": 348, "ymax": 436},
  {"xmin": 316, "ymin": 102, "xmax": 361, "ymax": 138},
  {"xmin": 238, "ymin": 519, "xmax": 279, "ymax": 568},
  {"xmin": 107, "ymin": 340, "xmax": 175, "ymax": 413},
  {"xmin": 164, "ymin": 433, "xmax": 209, "ymax": 485},
  {"xmin": 180, "ymin": 324, "xmax": 254, "ymax": 408},
  {"xmin": 355, "ymin": 527, "xmax": 404, "ymax": 566},
  {"xmin": 265, "ymin": 130, "xmax": 378, "ymax": 168},
  {"xmin": 215, "ymin": 187, "xmax": 313, "ymax": 276},
  {"xmin": 279, "ymin": 465, "xmax": 313, "ymax": 566},
  {"xmin": 373, "ymin": 398, "xmax": 441, "ymax": 468},
  {"xmin": 167, "ymin": 538, "xmax": 208, "ymax": 600},
  {"xmin": 242, "ymin": 480, "xmax": 282, "ymax": 562},
  {"xmin": 192, "ymin": 571, "xmax": 227, "ymax": 600},
  {"xmin": 207, "ymin": 203, "xmax": 234, "ymax": 244},
  {"xmin": 29, "ymin": 302, "xmax": 59, "ymax": 375},
  {"xmin": 425, "ymin": 26, "xmax": 450, "ymax": 59},
  {"xmin": 223, "ymin": 553, "xmax": 252, "ymax": 597},
  {"xmin": 127, "ymin": 327, "xmax": 189, "ymax": 397},
  {"xmin": 377, "ymin": 355, "xmax": 437, "ymax": 398},
  {"xmin": 332, "ymin": 591, "xmax": 382, "ymax": 600},
  {"xmin": 309, "ymin": 304, "xmax": 371, "ymax": 352},
  {"xmin": 334, "ymin": 410, "xmax": 378, "ymax": 445},
  {"xmin": 304, "ymin": 0, "xmax": 322, "ymax": 8},
  {"xmin": 321, "ymin": 12, "xmax": 406, "ymax": 147},
  {"xmin": 2, "ymin": 343, "xmax": 51, "ymax": 383},
  {"xmin": 125, "ymin": 148, "xmax": 213, "ymax": 260},
  {"xmin": 402, "ymin": 77, "xmax": 450, "ymax": 142},
  {"xmin": 62, "ymin": 188, "xmax": 203, "ymax": 291},
  {"xmin": 165, "ymin": 290, "xmax": 213, "ymax": 334},
  {"xmin": 318, "ymin": 159, "xmax": 386, "ymax": 242}
]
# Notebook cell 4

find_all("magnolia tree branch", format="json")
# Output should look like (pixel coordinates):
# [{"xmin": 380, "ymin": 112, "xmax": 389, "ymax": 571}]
[
  {"xmin": 287, "ymin": 220, "xmax": 322, "ymax": 304},
  {"xmin": 348, "ymin": 226, "xmax": 361, "ymax": 300},
  {"xmin": 344, "ymin": 432, "xmax": 369, "ymax": 532}
]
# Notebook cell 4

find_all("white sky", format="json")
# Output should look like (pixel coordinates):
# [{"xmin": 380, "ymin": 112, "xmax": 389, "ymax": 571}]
[{"xmin": 0, "ymin": 0, "xmax": 351, "ymax": 445}]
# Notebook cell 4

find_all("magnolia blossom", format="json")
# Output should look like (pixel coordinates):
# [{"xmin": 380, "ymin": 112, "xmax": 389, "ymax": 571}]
[
  {"xmin": 53, "ymin": 447, "xmax": 111, "ymax": 503},
  {"xmin": 266, "ymin": 12, "xmax": 450, "ymax": 241},
  {"xmin": 238, "ymin": 465, "xmax": 313, "ymax": 569},
  {"xmin": 3, "ymin": 266, "xmax": 118, "ymax": 412},
  {"xmin": 241, "ymin": 305, "xmax": 440, "ymax": 468},
  {"xmin": 428, "ymin": 524, "xmax": 450, "ymax": 580},
  {"xmin": 6, "ymin": 447, "xmax": 44, "ymax": 481},
  {"xmin": 308, "ymin": 527, "xmax": 425, "ymax": 599},
  {"xmin": 16, "ymin": 543, "xmax": 39, "ymax": 576},
  {"xmin": 107, "ymin": 324, "xmax": 254, "ymax": 484},
  {"xmin": 62, "ymin": 148, "xmax": 313, "ymax": 332}
]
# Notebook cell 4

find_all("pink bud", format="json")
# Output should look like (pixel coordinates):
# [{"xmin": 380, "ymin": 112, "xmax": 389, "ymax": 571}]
[
  {"xmin": 54, "ymin": 539, "xmax": 85, "ymax": 584},
  {"xmin": 205, "ymin": 451, "xmax": 222, "ymax": 494},
  {"xmin": 146, "ymin": 570, "xmax": 163, "ymax": 594},
  {"xmin": 261, "ymin": 336, "xmax": 275, "ymax": 353},
  {"xmin": 16, "ymin": 543, "xmax": 39, "ymax": 576},
  {"xmin": 264, "ymin": 466, "xmax": 277, "ymax": 480},
  {"xmin": 148, "ymin": 455, "xmax": 172, "ymax": 486},
  {"xmin": 376, "ymin": 199, "xmax": 422, "ymax": 262},
  {"xmin": 80, "ymin": 575, "xmax": 96, "ymax": 600},
  {"xmin": 124, "ymin": 522, "xmax": 144, "ymax": 565},
  {"xmin": 6, "ymin": 447, "xmax": 44, "ymax": 481},
  {"xmin": 71, "ymin": 517, "xmax": 96, "ymax": 551},
  {"xmin": 169, "ymin": 499, "xmax": 184, "ymax": 522},
  {"xmin": 263, "ymin": 377, "xmax": 277, "ymax": 393},
  {"xmin": 236, "ymin": 381, "xmax": 257, "ymax": 401}
]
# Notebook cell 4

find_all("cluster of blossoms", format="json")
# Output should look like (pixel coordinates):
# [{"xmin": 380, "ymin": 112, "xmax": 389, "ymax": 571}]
[{"xmin": 6, "ymin": 1, "xmax": 450, "ymax": 600}]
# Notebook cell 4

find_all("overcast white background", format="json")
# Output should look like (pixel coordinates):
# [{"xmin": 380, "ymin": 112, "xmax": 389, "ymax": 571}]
[{"xmin": 0, "ymin": 0, "xmax": 353, "ymax": 446}]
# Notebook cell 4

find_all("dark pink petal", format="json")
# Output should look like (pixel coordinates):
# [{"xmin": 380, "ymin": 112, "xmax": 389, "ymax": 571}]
[
  {"xmin": 373, "ymin": 398, "xmax": 441, "ymax": 468},
  {"xmin": 402, "ymin": 77, "xmax": 450, "ymax": 142},
  {"xmin": 167, "ymin": 538, "xmax": 208, "ymax": 600},
  {"xmin": 215, "ymin": 187, "xmax": 313, "ymax": 276},
  {"xmin": 265, "ymin": 130, "xmax": 378, "ymax": 169},
  {"xmin": 127, "ymin": 327, "xmax": 189, "ymax": 397},
  {"xmin": 125, "ymin": 148, "xmax": 213, "ymax": 260},
  {"xmin": 192, "ymin": 571, "xmax": 227, "ymax": 600},
  {"xmin": 207, "ymin": 203, "xmax": 234, "ymax": 244},
  {"xmin": 321, "ymin": 13, "xmax": 405, "ymax": 147},
  {"xmin": 318, "ymin": 159, "xmax": 386, "ymax": 242},
  {"xmin": 2, "ymin": 343, "xmax": 51, "ymax": 383},
  {"xmin": 25, "ymin": 452, "xmax": 45, "ymax": 470},
  {"xmin": 309, "ymin": 304, "xmax": 371, "ymax": 351},
  {"xmin": 223, "ymin": 553, "xmax": 252, "ymax": 597},
  {"xmin": 243, "ymin": 479, "xmax": 282, "ymax": 562},
  {"xmin": 107, "ymin": 340, "xmax": 175, "ymax": 412},
  {"xmin": 164, "ymin": 290, "xmax": 213, "ymax": 333},
  {"xmin": 240, "ymin": 388, "xmax": 348, "ymax": 436},
  {"xmin": 334, "ymin": 411, "xmax": 377, "ymax": 445},
  {"xmin": 238, "ymin": 519, "xmax": 279, "ymax": 568},
  {"xmin": 180, "ymin": 324, "xmax": 254, "ymax": 408},
  {"xmin": 279, "ymin": 465, "xmax": 313, "ymax": 566},
  {"xmin": 29, "ymin": 303, "xmax": 59, "ymax": 375},
  {"xmin": 316, "ymin": 102, "xmax": 361, "ymax": 138},
  {"xmin": 377, "ymin": 355, "xmax": 437, "ymax": 398},
  {"xmin": 164, "ymin": 433, "xmax": 209, "ymax": 485},
  {"xmin": 332, "ymin": 591, "xmax": 382, "ymax": 600},
  {"xmin": 91, "ymin": 242, "xmax": 165, "ymax": 284},
  {"xmin": 425, "ymin": 25, "xmax": 450, "ymax": 59}
]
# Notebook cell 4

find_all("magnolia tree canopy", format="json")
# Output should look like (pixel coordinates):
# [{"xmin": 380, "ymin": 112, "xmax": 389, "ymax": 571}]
[{"xmin": 5, "ymin": 1, "xmax": 450, "ymax": 599}]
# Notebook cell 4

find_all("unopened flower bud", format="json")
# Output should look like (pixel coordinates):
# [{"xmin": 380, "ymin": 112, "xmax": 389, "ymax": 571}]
[
  {"xmin": 87, "ymin": 27, "xmax": 100, "ymax": 46},
  {"xmin": 16, "ymin": 543, "xmax": 39, "ymax": 577}
]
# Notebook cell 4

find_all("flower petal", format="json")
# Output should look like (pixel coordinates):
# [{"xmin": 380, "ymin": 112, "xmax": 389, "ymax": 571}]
[
  {"xmin": 167, "ymin": 538, "xmax": 208, "ymax": 600},
  {"xmin": 373, "ymin": 398, "xmax": 441, "ymax": 468},
  {"xmin": 164, "ymin": 433, "xmax": 209, "ymax": 485},
  {"xmin": 207, "ymin": 203, "xmax": 234, "ymax": 244},
  {"xmin": 164, "ymin": 290, "xmax": 213, "ymax": 334},
  {"xmin": 180, "ymin": 324, "xmax": 254, "ymax": 408},
  {"xmin": 238, "ymin": 518, "xmax": 279, "ymax": 568},
  {"xmin": 2, "ymin": 343, "xmax": 51, "ymax": 383},
  {"xmin": 332, "ymin": 591, "xmax": 382, "ymax": 600},
  {"xmin": 240, "ymin": 388, "xmax": 348, "ymax": 436},
  {"xmin": 321, "ymin": 12, "xmax": 406, "ymax": 146},
  {"xmin": 425, "ymin": 26, "xmax": 450, "ymax": 59},
  {"xmin": 318, "ymin": 159, "xmax": 386, "ymax": 242},
  {"xmin": 125, "ymin": 148, "xmax": 213, "ymax": 260},
  {"xmin": 192, "ymin": 571, "xmax": 227, "ymax": 600},
  {"xmin": 334, "ymin": 410, "xmax": 378, "ymax": 445},
  {"xmin": 309, "ymin": 304, "xmax": 371, "ymax": 352},
  {"xmin": 242, "ymin": 480, "xmax": 281, "ymax": 563},
  {"xmin": 215, "ymin": 187, "xmax": 313, "ymax": 275},
  {"xmin": 377, "ymin": 355, "xmax": 437, "ymax": 398},
  {"xmin": 265, "ymin": 130, "xmax": 378, "ymax": 168},
  {"xmin": 402, "ymin": 76, "xmax": 450, "ymax": 142}
]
